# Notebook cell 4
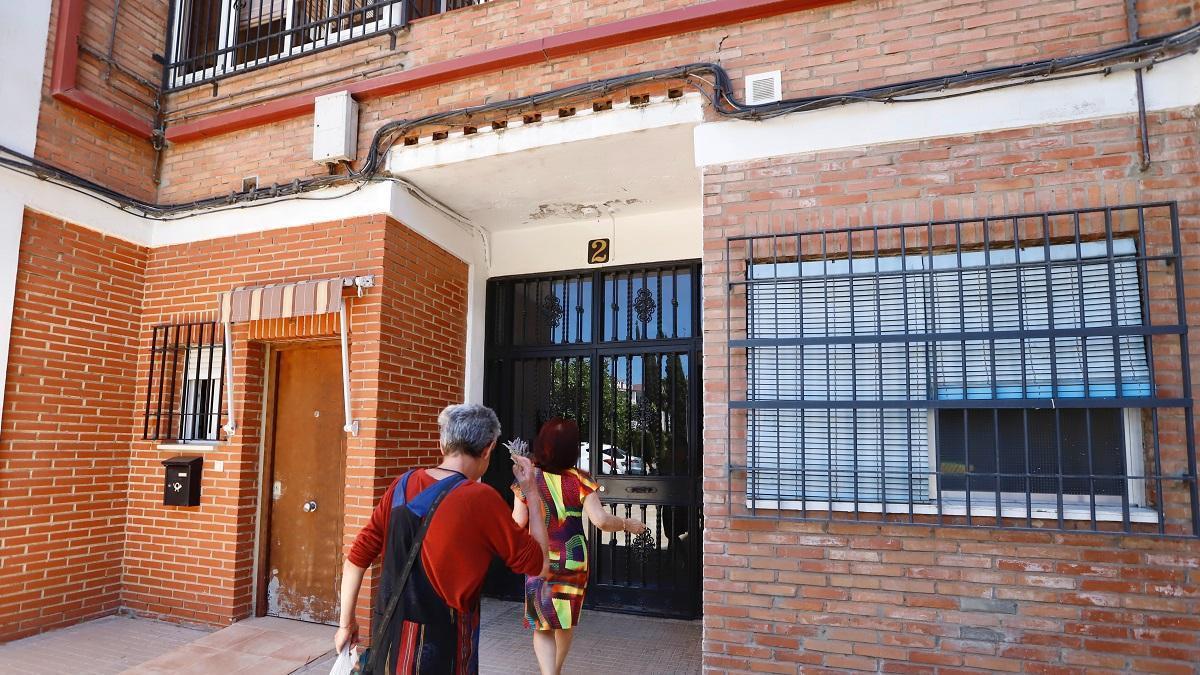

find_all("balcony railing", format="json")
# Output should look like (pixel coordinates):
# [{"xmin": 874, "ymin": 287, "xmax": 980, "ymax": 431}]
[{"xmin": 165, "ymin": 0, "xmax": 489, "ymax": 91}]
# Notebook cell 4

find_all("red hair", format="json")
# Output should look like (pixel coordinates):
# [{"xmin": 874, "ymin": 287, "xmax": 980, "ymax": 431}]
[{"xmin": 533, "ymin": 417, "xmax": 580, "ymax": 474}]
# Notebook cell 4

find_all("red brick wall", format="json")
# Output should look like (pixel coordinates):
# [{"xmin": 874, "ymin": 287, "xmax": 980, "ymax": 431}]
[
  {"xmin": 700, "ymin": 110, "xmax": 1200, "ymax": 673},
  {"xmin": 702, "ymin": 524, "xmax": 1200, "ymax": 674},
  {"xmin": 0, "ymin": 210, "xmax": 148, "ymax": 641},
  {"xmin": 0, "ymin": 208, "xmax": 467, "ymax": 641},
  {"xmin": 119, "ymin": 214, "xmax": 467, "ymax": 632},
  {"xmin": 35, "ymin": 0, "xmax": 165, "ymax": 202},
  {"xmin": 343, "ymin": 217, "xmax": 469, "ymax": 632},
  {"xmin": 372, "ymin": 217, "xmax": 469, "ymax": 481},
  {"xmin": 70, "ymin": 0, "xmax": 163, "ymax": 116},
  {"xmin": 31, "ymin": 0, "xmax": 1200, "ymax": 204},
  {"xmin": 121, "ymin": 216, "xmax": 388, "ymax": 626},
  {"xmin": 154, "ymin": 0, "xmax": 1199, "ymax": 203}
]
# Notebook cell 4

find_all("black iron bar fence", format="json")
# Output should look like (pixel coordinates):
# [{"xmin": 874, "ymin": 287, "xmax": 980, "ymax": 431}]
[
  {"xmin": 144, "ymin": 321, "xmax": 225, "ymax": 442},
  {"xmin": 483, "ymin": 263, "xmax": 703, "ymax": 617},
  {"xmin": 164, "ymin": 0, "xmax": 490, "ymax": 90},
  {"xmin": 724, "ymin": 202, "xmax": 1200, "ymax": 537}
]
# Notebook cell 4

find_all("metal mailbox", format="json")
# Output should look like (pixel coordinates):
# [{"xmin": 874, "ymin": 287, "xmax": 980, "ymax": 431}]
[{"xmin": 162, "ymin": 456, "xmax": 203, "ymax": 507}]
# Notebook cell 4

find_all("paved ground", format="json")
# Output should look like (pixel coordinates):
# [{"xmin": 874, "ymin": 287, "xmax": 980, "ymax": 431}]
[
  {"xmin": 300, "ymin": 599, "xmax": 703, "ymax": 674},
  {"xmin": 127, "ymin": 616, "xmax": 333, "ymax": 674},
  {"xmin": 0, "ymin": 614, "xmax": 212, "ymax": 674},
  {"xmin": 479, "ymin": 599, "xmax": 701, "ymax": 674},
  {"xmin": 0, "ymin": 599, "xmax": 701, "ymax": 674}
]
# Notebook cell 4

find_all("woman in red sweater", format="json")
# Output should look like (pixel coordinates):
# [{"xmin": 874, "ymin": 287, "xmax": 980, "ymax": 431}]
[{"xmin": 334, "ymin": 404, "xmax": 550, "ymax": 674}]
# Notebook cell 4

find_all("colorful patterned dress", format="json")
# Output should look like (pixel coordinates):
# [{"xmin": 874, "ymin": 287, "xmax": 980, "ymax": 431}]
[{"xmin": 513, "ymin": 467, "xmax": 599, "ymax": 630}]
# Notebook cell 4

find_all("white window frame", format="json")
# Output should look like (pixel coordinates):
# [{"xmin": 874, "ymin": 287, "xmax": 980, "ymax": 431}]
[
  {"xmin": 169, "ymin": 0, "xmax": 234, "ymax": 88},
  {"xmin": 168, "ymin": 0, "xmax": 403, "ymax": 88},
  {"xmin": 927, "ymin": 408, "xmax": 1149, "ymax": 516},
  {"xmin": 178, "ymin": 345, "xmax": 225, "ymax": 443}
]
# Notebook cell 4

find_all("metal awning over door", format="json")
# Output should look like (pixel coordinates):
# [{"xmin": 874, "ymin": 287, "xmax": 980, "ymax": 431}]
[
  {"xmin": 216, "ymin": 275, "xmax": 374, "ymax": 438},
  {"xmin": 218, "ymin": 277, "xmax": 346, "ymax": 323}
]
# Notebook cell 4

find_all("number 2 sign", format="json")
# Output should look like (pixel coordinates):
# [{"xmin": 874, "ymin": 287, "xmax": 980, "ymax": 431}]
[{"xmin": 588, "ymin": 238, "xmax": 610, "ymax": 264}]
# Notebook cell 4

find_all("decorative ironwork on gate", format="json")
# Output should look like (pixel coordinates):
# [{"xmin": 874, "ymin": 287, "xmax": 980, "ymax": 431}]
[
  {"xmin": 483, "ymin": 262, "xmax": 703, "ymax": 618},
  {"xmin": 724, "ymin": 202, "xmax": 1200, "ymax": 537}
]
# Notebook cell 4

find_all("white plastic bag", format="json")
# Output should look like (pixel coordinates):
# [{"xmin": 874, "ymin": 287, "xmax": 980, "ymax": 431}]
[{"xmin": 329, "ymin": 644, "xmax": 359, "ymax": 675}]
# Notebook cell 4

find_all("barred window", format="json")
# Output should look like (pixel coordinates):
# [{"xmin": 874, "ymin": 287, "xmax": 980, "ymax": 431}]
[
  {"xmin": 144, "ymin": 322, "xmax": 225, "ymax": 443},
  {"xmin": 168, "ymin": 0, "xmax": 402, "ymax": 87},
  {"xmin": 732, "ymin": 204, "xmax": 1198, "ymax": 535},
  {"xmin": 165, "ymin": 1, "xmax": 489, "ymax": 89}
]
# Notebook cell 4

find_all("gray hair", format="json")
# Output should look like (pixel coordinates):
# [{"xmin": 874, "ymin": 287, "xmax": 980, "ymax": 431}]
[{"xmin": 438, "ymin": 403, "xmax": 501, "ymax": 457}]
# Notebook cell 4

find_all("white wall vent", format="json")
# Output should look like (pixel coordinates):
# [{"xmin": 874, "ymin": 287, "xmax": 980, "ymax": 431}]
[
  {"xmin": 745, "ymin": 71, "xmax": 782, "ymax": 105},
  {"xmin": 313, "ymin": 91, "xmax": 359, "ymax": 163}
]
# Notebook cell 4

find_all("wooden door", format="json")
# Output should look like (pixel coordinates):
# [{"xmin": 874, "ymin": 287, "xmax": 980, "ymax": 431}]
[{"xmin": 265, "ymin": 346, "xmax": 346, "ymax": 623}]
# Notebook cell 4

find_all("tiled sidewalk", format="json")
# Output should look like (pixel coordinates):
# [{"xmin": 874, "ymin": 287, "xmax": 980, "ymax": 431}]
[
  {"xmin": 300, "ymin": 599, "xmax": 702, "ymax": 674},
  {"xmin": 1, "ymin": 599, "xmax": 701, "ymax": 674},
  {"xmin": 477, "ymin": 599, "xmax": 701, "ymax": 674},
  {"xmin": 0, "ymin": 614, "xmax": 211, "ymax": 674},
  {"xmin": 127, "ymin": 616, "xmax": 333, "ymax": 673}
]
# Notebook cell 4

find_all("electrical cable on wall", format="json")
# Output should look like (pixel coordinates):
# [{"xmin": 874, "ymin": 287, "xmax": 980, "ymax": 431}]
[
  {"xmin": 2, "ymin": 21, "xmax": 1197, "ymax": 220},
  {"xmin": 379, "ymin": 175, "xmax": 493, "ymax": 270}
]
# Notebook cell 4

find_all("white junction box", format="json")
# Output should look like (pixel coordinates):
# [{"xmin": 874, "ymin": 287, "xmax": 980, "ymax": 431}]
[{"xmin": 313, "ymin": 91, "xmax": 359, "ymax": 163}]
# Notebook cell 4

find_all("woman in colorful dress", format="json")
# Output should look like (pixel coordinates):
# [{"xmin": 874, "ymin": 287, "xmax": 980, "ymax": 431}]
[{"xmin": 511, "ymin": 418, "xmax": 648, "ymax": 675}]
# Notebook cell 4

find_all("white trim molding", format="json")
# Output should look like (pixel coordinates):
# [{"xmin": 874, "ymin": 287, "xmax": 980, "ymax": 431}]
[
  {"xmin": 746, "ymin": 499, "xmax": 1161, "ymax": 524},
  {"xmin": 0, "ymin": 0, "xmax": 54, "ymax": 429},
  {"xmin": 387, "ymin": 93, "xmax": 705, "ymax": 174},
  {"xmin": 694, "ymin": 50, "xmax": 1200, "ymax": 167}
]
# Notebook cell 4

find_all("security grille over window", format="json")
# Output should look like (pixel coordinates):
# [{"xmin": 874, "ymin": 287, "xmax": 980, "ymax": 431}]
[
  {"xmin": 165, "ymin": 0, "xmax": 491, "ymax": 90},
  {"xmin": 725, "ymin": 203, "xmax": 1199, "ymax": 536},
  {"xmin": 144, "ymin": 321, "xmax": 225, "ymax": 442}
]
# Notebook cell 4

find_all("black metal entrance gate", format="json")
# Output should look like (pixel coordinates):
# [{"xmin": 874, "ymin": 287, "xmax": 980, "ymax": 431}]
[{"xmin": 482, "ymin": 262, "xmax": 702, "ymax": 619}]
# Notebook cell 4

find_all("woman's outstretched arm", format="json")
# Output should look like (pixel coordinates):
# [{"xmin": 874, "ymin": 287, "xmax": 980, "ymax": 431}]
[{"xmin": 583, "ymin": 492, "xmax": 647, "ymax": 534}]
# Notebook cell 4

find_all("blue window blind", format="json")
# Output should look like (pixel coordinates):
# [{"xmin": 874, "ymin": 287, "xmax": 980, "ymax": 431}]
[{"xmin": 746, "ymin": 239, "xmax": 1149, "ymax": 504}]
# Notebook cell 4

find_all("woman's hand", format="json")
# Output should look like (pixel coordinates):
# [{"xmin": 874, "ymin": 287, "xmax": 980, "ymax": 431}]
[
  {"xmin": 623, "ymin": 518, "xmax": 648, "ymax": 535},
  {"xmin": 511, "ymin": 454, "xmax": 539, "ymax": 493},
  {"xmin": 334, "ymin": 620, "xmax": 358, "ymax": 653}
]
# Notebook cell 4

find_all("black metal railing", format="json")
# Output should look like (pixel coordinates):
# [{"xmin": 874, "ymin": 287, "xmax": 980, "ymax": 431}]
[
  {"xmin": 164, "ymin": 0, "xmax": 490, "ymax": 90},
  {"xmin": 144, "ymin": 321, "xmax": 225, "ymax": 442},
  {"xmin": 724, "ymin": 202, "xmax": 1200, "ymax": 537}
]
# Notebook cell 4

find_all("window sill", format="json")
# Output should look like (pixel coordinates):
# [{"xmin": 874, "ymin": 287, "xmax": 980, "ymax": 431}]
[
  {"xmin": 746, "ymin": 499, "xmax": 1160, "ymax": 524},
  {"xmin": 157, "ymin": 442, "xmax": 224, "ymax": 453}
]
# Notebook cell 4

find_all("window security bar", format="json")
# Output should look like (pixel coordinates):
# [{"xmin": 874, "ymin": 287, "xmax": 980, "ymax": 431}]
[
  {"xmin": 144, "ymin": 321, "xmax": 226, "ymax": 442},
  {"xmin": 164, "ymin": 0, "xmax": 491, "ymax": 91},
  {"xmin": 724, "ymin": 202, "xmax": 1199, "ymax": 537},
  {"xmin": 221, "ymin": 319, "xmax": 236, "ymax": 437}
]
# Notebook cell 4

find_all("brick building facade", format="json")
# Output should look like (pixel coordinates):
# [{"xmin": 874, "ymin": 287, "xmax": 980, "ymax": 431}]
[{"xmin": 2, "ymin": 0, "xmax": 1200, "ymax": 672}]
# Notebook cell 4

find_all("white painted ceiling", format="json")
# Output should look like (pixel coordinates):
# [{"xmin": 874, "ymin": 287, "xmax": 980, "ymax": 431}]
[{"xmin": 391, "ymin": 122, "xmax": 701, "ymax": 232}]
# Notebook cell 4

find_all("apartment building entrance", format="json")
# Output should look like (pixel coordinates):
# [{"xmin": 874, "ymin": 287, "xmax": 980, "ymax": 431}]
[{"xmin": 482, "ymin": 262, "xmax": 702, "ymax": 619}]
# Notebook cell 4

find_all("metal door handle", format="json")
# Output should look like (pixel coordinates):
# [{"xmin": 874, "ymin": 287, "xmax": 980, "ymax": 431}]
[{"xmin": 303, "ymin": 500, "xmax": 318, "ymax": 513}]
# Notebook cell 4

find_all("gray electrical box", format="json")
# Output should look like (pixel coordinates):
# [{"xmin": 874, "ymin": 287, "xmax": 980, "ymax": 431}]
[{"xmin": 313, "ymin": 91, "xmax": 359, "ymax": 163}]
